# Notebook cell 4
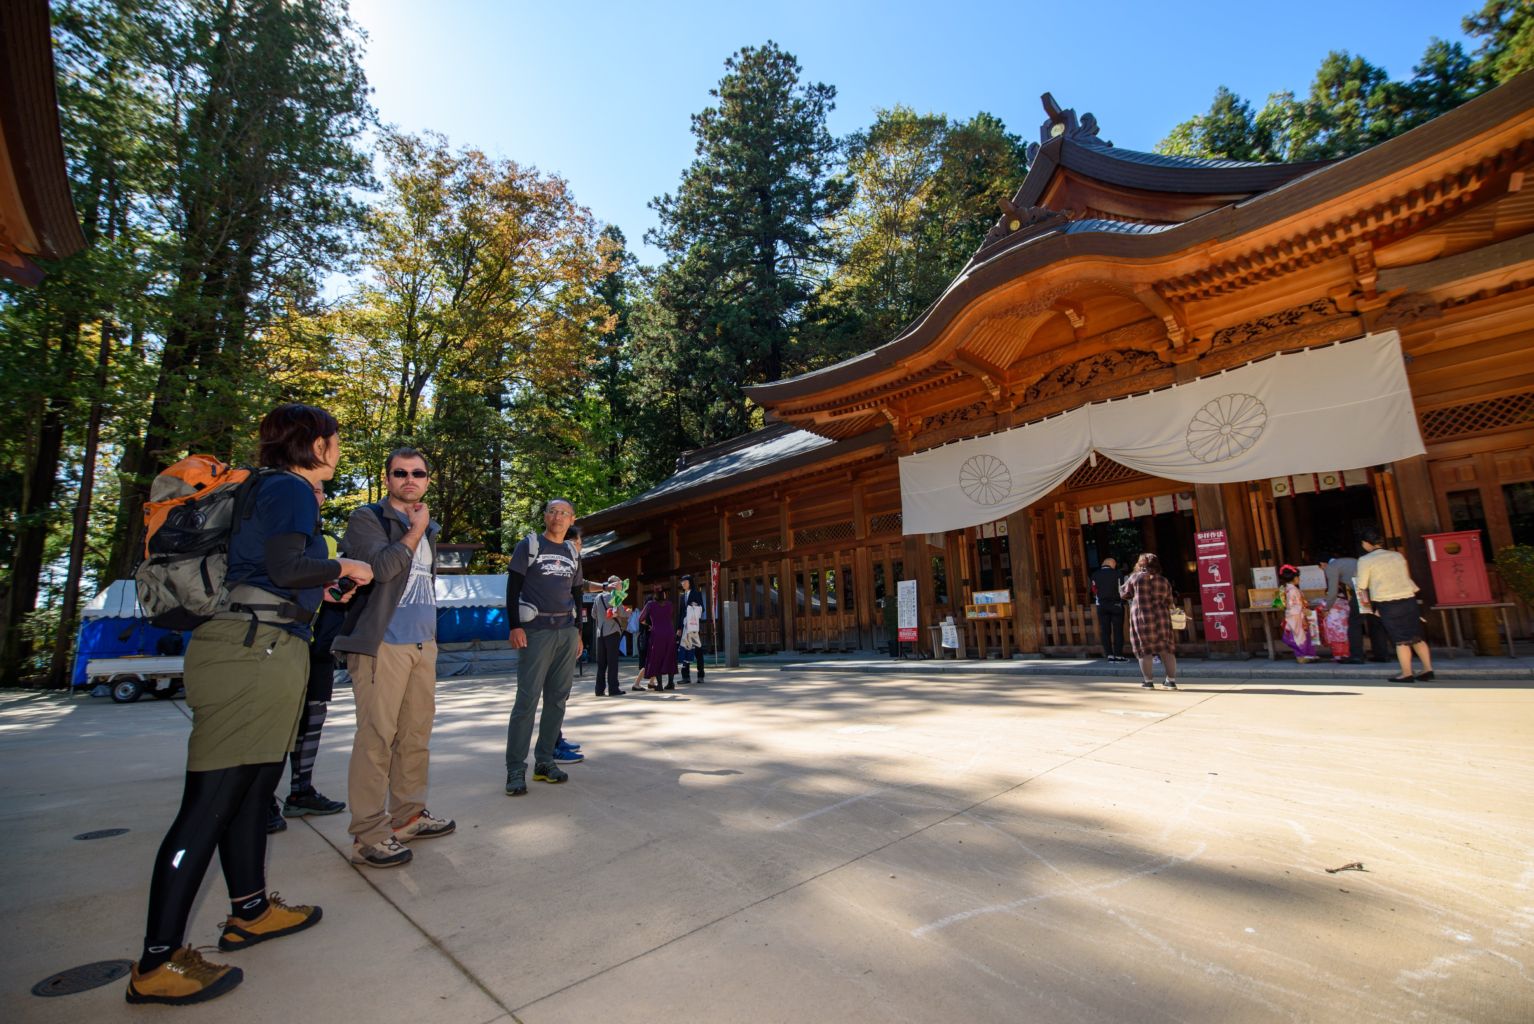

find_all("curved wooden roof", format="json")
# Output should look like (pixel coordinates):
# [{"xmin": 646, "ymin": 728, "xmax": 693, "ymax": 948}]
[
  {"xmin": 747, "ymin": 78, "xmax": 1534, "ymax": 442},
  {"xmin": 0, "ymin": 0, "xmax": 85, "ymax": 285}
]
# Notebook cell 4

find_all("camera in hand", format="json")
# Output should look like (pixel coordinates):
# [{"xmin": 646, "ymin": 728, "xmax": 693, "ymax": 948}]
[{"xmin": 328, "ymin": 577, "xmax": 358, "ymax": 601}]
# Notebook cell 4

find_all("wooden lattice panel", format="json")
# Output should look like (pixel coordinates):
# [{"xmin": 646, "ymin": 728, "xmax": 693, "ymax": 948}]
[
  {"xmin": 1419, "ymin": 391, "xmax": 1534, "ymax": 442},
  {"xmin": 868, "ymin": 511, "xmax": 903, "ymax": 536},
  {"xmin": 1065, "ymin": 456, "xmax": 1149, "ymax": 490},
  {"xmin": 680, "ymin": 537, "xmax": 721, "ymax": 565},
  {"xmin": 737, "ymin": 535, "xmax": 783, "ymax": 556},
  {"xmin": 794, "ymin": 521, "xmax": 855, "ymax": 547}
]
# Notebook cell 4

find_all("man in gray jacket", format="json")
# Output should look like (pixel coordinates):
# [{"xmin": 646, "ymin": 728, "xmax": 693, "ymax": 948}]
[
  {"xmin": 591, "ymin": 575, "xmax": 626, "ymax": 696},
  {"xmin": 334, "ymin": 448, "xmax": 455, "ymax": 868}
]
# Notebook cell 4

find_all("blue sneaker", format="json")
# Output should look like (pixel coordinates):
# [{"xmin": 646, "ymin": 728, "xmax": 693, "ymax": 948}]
[
  {"xmin": 557, "ymin": 739, "xmax": 581, "ymax": 751},
  {"xmin": 552, "ymin": 747, "xmax": 585, "ymax": 764}
]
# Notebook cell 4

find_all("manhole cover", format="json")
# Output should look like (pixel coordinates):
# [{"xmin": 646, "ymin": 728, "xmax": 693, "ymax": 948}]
[
  {"xmin": 73, "ymin": 828, "xmax": 129, "ymax": 841},
  {"xmin": 31, "ymin": 960, "xmax": 133, "ymax": 997}
]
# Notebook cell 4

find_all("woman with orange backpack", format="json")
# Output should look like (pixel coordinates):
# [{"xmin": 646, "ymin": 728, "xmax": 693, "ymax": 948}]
[{"xmin": 126, "ymin": 405, "xmax": 373, "ymax": 1006}]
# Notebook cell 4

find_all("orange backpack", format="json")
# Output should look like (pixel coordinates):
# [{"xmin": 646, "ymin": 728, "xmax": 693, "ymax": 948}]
[{"xmin": 135, "ymin": 456, "xmax": 269, "ymax": 629}]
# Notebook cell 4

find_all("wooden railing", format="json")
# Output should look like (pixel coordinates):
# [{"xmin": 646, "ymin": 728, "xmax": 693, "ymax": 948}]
[{"xmin": 1041, "ymin": 596, "xmax": 1209, "ymax": 653}]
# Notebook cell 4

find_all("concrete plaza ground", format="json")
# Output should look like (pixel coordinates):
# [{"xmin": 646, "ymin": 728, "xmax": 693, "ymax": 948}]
[{"xmin": 4, "ymin": 660, "xmax": 1532, "ymax": 1023}]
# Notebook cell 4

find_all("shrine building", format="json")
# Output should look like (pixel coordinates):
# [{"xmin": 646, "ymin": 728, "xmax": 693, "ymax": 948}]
[{"xmin": 579, "ymin": 77, "xmax": 1534, "ymax": 657}]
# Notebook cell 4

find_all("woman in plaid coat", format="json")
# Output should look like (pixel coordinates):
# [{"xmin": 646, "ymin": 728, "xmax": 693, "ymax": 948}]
[{"xmin": 1119, "ymin": 552, "xmax": 1180, "ymax": 690}]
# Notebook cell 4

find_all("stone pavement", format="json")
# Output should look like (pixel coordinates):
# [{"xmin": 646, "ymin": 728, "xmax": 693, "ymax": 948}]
[{"xmin": 5, "ymin": 662, "xmax": 1532, "ymax": 1023}]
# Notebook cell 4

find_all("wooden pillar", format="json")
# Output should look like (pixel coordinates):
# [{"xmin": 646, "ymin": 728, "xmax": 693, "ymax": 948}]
[
  {"xmin": 1392, "ymin": 455, "xmax": 1442, "ymax": 607},
  {"xmin": 1006, "ymin": 508, "xmax": 1042, "ymax": 652},
  {"xmin": 779, "ymin": 497, "xmax": 795, "ymax": 651},
  {"xmin": 1245, "ymin": 481, "xmax": 1280, "ymax": 565},
  {"xmin": 1052, "ymin": 501, "xmax": 1077, "ymax": 604},
  {"xmin": 903, "ymin": 533, "xmax": 930, "ymax": 631},
  {"xmin": 1221, "ymin": 483, "xmax": 1256, "ymax": 582},
  {"xmin": 852, "ymin": 482, "xmax": 874, "ymax": 648},
  {"xmin": 668, "ymin": 522, "xmax": 680, "ymax": 570},
  {"xmin": 944, "ymin": 529, "xmax": 968, "ymax": 610}
]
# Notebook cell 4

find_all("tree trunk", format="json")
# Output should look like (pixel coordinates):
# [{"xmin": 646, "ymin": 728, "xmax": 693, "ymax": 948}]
[
  {"xmin": 47, "ymin": 324, "xmax": 114, "ymax": 689},
  {"xmin": 1, "ymin": 317, "xmax": 80, "ymax": 683}
]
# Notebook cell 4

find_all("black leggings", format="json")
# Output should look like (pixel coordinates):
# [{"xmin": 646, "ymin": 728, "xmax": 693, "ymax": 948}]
[{"xmin": 143, "ymin": 762, "xmax": 284, "ymax": 950}]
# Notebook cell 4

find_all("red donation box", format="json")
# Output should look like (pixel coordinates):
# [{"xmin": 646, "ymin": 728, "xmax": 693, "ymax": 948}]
[{"xmin": 1423, "ymin": 531, "xmax": 1492, "ymax": 606}]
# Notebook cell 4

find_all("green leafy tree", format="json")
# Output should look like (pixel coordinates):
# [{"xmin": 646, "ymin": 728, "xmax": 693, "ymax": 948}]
[
  {"xmin": 338, "ymin": 129, "xmax": 614, "ymax": 549},
  {"xmin": 0, "ymin": 0, "xmax": 170, "ymax": 681},
  {"xmin": 646, "ymin": 41, "xmax": 853, "ymax": 447},
  {"xmin": 108, "ymin": 0, "xmax": 375, "ymax": 579},
  {"xmin": 1160, "ymin": 31, "xmax": 1485, "ymax": 165},
  {"xmin": 1464, "ymin": 0, "xmax": 1534, "ymax": 83},
  {"xmin": 1156, "ymin": 87, "xmax": 1278, "ymax": 161},
  {"xmin": 806, "ymin": 108, "xmax": 1027, "ymax": 359}
]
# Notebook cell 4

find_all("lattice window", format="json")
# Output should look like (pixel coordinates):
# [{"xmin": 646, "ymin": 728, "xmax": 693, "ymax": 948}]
[
  {"xmin": 794, "ymin": 520, "xmax": 855, "ymax": 547},
  {"xmin": 1066, "ymin": 456, "xmax": 1149, "ymax": 490},
  {"xmin": 869, "ymin": 511, "xmax": 903, "ymax": 535},
  {"xmin": 680, "ymin": 536, "xmax": 721, "ymax": 565},
  {"xmin": 738, "ymin": 535, "xmax": 783, "ymax": 556},
  {"xmin": 1419, "ymin": 391, "xmax": 1534, "ymax": 442}
]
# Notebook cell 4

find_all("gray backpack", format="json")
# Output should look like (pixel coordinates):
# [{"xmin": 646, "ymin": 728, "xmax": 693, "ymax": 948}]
[{"xmin": 134, "ymin": 456, "xmax": 273, "ymax": 630}]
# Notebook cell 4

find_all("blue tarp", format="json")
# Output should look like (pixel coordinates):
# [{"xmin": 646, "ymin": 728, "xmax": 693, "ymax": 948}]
[
  {"xmin": 74, "ymin": 576, "xmax": 513, "ymax": 685},
  {"xmin": 72, "ymin": 618, "xmax": 187, "ymax": 686},
  {"xmin": 436, "ymin": 606, "xmax": 509, "ymax": 643}
]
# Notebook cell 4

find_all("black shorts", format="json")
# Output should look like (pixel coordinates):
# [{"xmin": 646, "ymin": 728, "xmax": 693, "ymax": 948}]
[{"xmin": 305, "ymin": 654, "xmax": 335, "ymax": 702}]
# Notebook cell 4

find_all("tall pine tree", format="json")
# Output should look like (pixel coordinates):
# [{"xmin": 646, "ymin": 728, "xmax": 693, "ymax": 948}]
[{"xmin": 646, "ymin": 41, "xmax": 852, "ymax": 448}]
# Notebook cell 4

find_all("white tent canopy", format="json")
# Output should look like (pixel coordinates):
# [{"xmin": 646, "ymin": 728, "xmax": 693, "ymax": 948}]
[
  {"xmin": 899, "ymin": 331, "xmax": 1425, "ymax": 535},
  {"xmin": 82, "ymin": 579, "xmax": 140, "ymax": 619},
  {"xmin": 83, "ymin": 575, "xmax": 509, "ymax": 618}
]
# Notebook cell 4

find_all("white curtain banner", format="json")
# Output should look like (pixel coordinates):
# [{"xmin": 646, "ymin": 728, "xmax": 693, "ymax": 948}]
[
  {"xmin": 898, "ymin": 331, "xmax": 1424, "ymax": 534},
  {"xmin": 899, "ymin": 404, "xmax": 1090, "ymax": 536}
]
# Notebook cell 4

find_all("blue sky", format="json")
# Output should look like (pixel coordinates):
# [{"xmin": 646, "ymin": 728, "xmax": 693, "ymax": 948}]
[{"xmin": 351, "ymin": 0, "xmax": 1474, "ymax": 266}]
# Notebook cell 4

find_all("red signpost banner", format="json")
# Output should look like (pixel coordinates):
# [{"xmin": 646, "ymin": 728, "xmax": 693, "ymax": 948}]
[
  {"xmin": 1194, "ymin": 528, "xmax": 1239, "ymax": 642},
  {"xmin": 709, "ymin": 560, "xmax": 721, "ymax": 662},
  {"xmin": 1423, "ymin": 531, "xmax": 1492, "ymax": 606}
]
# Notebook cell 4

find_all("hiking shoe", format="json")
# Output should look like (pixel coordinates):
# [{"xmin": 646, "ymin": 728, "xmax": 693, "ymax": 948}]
[
  {"xmin": 126, "ymin": 946, "xmax": 243, "ymax": 1005},
  {"xmin": 283, "ymin": 789, "xmax": 345, "ymax": 816},
  {"xmin": 1140, "ymin": 680, "xmax": 1156, "ymax": 689},
  {"xmin": 218, "ymin": 893, "xmax": 322, "ymax": 951},
  {"xmin": 1162, "ymin": 679, "xmax": 1178, "ymax": 689},
  {"xmin": 533, "ymin": 763, "xmax": 568, "ymax": 784},
  {"xmin": 266, "ymin": 801, "xmax": 287, "ymax": 834},
  {"xmin": 394, "ymin": 809, "xmax": 455, "ymax": 842},
  {"xmin": 351, "ymin": 835, "xmax": 413, "ymax": 868},
  {"xmin": 558, "ymin": 739, "xmax": 581, "ymax": 751},
  {"xmin": 553, "ymin": 747, "xmax": 584, "ymax": 764},
  {"xmin": 505, "ymin": 769, "xmax": 527, "ymax": 796}
]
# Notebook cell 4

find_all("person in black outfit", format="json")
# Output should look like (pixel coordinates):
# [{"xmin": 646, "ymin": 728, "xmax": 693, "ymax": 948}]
[
  {"xmin": 676, "ymin": 573, "xmax": 706, "ymax": 683},
  {"xmin": 1091, "ymin": 556, "xmax": 1127, "ymax": 661}
]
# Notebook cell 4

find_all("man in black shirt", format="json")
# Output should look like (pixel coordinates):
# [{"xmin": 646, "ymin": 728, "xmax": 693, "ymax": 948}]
[{"xmin": 1090, "ymin": 556, "xmax": 1127, "ymax": 662}]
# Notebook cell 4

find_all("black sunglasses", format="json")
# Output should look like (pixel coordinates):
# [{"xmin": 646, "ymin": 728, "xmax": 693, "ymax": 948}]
[{"xmin": 391, "ymin": 469, "xmax": 429, "ymax": 479}]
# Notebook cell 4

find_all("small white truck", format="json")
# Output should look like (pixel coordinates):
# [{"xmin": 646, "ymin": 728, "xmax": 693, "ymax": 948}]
[{"xmin": 84, "ymin": 656, "xmax": 185, "ymax": 703}]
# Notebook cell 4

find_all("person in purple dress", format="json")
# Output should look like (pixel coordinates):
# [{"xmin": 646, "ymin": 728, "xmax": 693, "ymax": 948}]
[{"xmin": 638, "ymin": 587, "xmax": 678, "ymax": 690}]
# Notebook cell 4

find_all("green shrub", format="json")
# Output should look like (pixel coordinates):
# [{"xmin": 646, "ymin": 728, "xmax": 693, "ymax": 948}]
[{"xmin": 1495, "ymin": 545, "xmax": 1534, "ymax": 604}]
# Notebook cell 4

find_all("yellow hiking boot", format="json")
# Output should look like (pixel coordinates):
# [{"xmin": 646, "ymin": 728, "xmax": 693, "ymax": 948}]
[
  {"xmin": 218, "ymin": 892, "xmax": 322, "ymax": 951},
  {"xmin": 125, "ymin": 946, "xmax": 243, "ymax": 1005}
]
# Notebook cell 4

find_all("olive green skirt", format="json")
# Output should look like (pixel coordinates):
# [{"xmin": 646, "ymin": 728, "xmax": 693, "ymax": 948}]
[{"xmin": 183, "ymin": 619, "xmax": 308, "ymax": 772}]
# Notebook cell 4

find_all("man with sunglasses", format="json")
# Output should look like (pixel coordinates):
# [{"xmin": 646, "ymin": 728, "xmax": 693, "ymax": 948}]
[{"xmin": 333, "ymin": 448, "xmax": 454, "ymax": 868}]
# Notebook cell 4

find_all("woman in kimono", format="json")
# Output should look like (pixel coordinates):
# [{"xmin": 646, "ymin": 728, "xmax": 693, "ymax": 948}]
[
  {"xmin": 1119, "ymin": 552, "xmax": 1180, "ymax": 690},
  {"xmin": 638, "ymin": 587, "xmax": 678, "ymax": 690}
]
